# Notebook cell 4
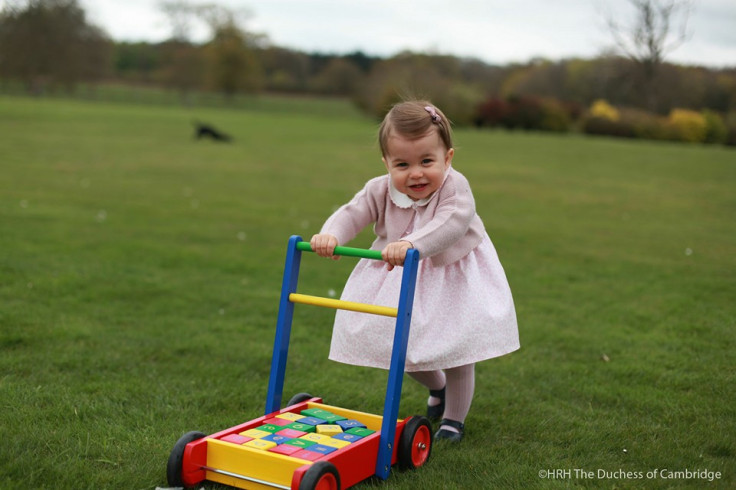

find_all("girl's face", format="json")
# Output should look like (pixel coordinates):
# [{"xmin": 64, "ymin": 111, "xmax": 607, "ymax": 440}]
[{"xmin": 382, "ymin": 130, "xmax": 454, "ymax": 201}]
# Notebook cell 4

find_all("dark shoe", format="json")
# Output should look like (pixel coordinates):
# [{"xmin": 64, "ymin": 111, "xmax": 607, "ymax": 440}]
[
  {"xmin": 434, "ymin": 419, "xmax": 464, "ymax": 442},
  {"xmin": 427, "ymin": 387, "xmax": 445, "ymax": 421}
]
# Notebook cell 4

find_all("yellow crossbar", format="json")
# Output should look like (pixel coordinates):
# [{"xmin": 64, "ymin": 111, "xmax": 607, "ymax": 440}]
[{"xmin": 289, "ymin": 293, "xmax": 397, "ymax": 318}]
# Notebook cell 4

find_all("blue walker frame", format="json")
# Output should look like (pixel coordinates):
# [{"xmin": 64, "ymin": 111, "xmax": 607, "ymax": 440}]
[{"xmin": 264, "ymin": 235, "xmax": 420, "ymax": 480}]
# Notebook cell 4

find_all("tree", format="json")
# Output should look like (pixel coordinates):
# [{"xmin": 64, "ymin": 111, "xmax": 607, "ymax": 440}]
[
  {"xmin": 0, "ymin": 0, "xmax": 112, "ymax": 93},
  {"xmin": 604, "ymin": 0, "xmax": 693, "ymax": 110}
]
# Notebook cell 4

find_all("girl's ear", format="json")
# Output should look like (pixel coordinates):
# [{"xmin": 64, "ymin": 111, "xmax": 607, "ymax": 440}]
[
  {"xmin": 444, "ymin": 148, "xmax": 454, "ymax": 169},
  {"xmin": 382, "ymin": 156, "xmax": 389, "ymax": 172}
]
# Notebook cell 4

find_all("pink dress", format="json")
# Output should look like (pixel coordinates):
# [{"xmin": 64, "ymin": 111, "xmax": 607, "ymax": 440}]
[{"xmin": 321, "ymin": 168, "xmax": 520, "ymax": 372}]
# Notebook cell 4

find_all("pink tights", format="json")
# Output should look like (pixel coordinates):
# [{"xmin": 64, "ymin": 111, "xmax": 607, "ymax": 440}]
[{"xmin": 408, "ymin": 363, "xmax": 475, "ymax": 432}]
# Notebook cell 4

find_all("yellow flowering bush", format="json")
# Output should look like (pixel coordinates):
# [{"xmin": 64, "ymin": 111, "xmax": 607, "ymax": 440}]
[
  {"xmin": 589, "ymin": 99, "xmax": 619, "ymax": 121},
  {"xmin": 668, "ymin": 109, "xmax": 707, "ymax": 143}
]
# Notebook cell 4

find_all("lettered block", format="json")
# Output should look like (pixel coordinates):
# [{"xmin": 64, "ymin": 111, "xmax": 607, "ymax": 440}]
[
  {"xmin": 243, "ymin": 439, "xmax": 277, "ymax": 451},
  {"xmin": 263, "ymin": 417, "xmax": 292, "ymax": 427},
  {"xmin": 275, "ymin": 412, "xmax": 305, "ymax": 422},
  {"xmin": 300, "ymin": 433, "xmax": 331, "ymax": 444},
  {"xmin": 320, "ymin": 438, "xmax": 350, "ymax": 449},
  {"xmin": 276, "ymin": 428, "xmax": 307, "ymax": 439},
  {"xmin": 316, "ymin": 425, "xmax": 342, "ymax": 436},
  {"xmin": 304, "ymin": 444, "xmax": 337, "ymax": 455},
  {"xmin": 300, "ymin": 408, "xmax": 332, "ymax": 418},
  {"xmin": 258, "ymin": 423, "xmax": 283, "ymax": 433},
  {"xmin": 220, "ymin": 434, "xmax": 253, "ymax": 445},
  {"xmin": 298, "ymin": 416, "xmax": 327, "ymax": 426},
  {"xmin": 268, "ymin": 444, "xmax": 302, "ymax": 456},
  {"xmin": 291, "ymin": 449, "xmax": 324, "ymax": 461},
  {"xmin": 336, "ymin": 419, "xmax": 366, "ymax": 431},
  {"xmin": 346, "ymin": 427, "xmax": 375, "ymax": 437},
  {"xmin": 320, "ymin": 413, "xmax": 347, "ymax": 423},
  {"xmin": 333, "ymin": 433, "xmax": 362, "ymax": 443},
  {"xmin": 262, "ymin": 433, "xmax": 292, "ymax": 445},
  {"xmin": 286, "ymin": 422, "xmax": 316, "ymax": 433},
  {"xmin": 239, "ymin": 429, "xmax": 271, "ymax": 439},
  {"xmin": 283, "ymin": 438, "xmax": 315, "ymax": 449}
]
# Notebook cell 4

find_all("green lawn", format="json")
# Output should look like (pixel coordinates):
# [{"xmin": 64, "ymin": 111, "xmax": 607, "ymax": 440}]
[{"xmin": 0, "ymin": 94, "xmax": 734, "ymax": 489}]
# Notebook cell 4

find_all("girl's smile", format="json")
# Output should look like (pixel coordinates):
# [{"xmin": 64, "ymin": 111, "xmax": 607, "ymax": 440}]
[{"xmin": 383, "ymin": 130, "xmax": 454, "ymax": 201}]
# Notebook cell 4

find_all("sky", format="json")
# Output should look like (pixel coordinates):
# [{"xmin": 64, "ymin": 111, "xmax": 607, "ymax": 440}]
[{"xmin": 77, "ymin": 0, "xmax": 736, "ymax": 68}]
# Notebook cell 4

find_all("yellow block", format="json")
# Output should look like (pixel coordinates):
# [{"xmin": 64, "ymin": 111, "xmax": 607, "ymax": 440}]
[
  {"xmin": 320, "ymin": 438, "xmax": 351, "ymax": 449},
  {"xmin": 316, "ymin": 425, "xmax": 343, "ymax": 436},
  {"xmin": 275, "ymin": 412, "xmax": 305, "ymax": 422},
  {"xmin": 243, "ymin": 439, "xmax": 278, "ymax": 451},
  {"xmin": 300, "ymin": 433, "xmax": 331, "ymax": 443},
  {"xmin": 239, "ymin": 429, "xmax": 271, "ymax": 439},
  {"xmin": 289, "ymin": 293, "xmax": 398, "ymax": 317}
]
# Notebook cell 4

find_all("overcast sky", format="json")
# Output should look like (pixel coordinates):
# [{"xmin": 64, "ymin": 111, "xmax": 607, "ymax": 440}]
[{"xmin": 77, "ymin": 0, "xmax": 736, "ymax": 68}]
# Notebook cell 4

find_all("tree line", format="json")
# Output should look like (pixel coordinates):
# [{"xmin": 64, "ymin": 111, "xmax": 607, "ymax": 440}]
[{"xmin": 2, "ymin": 0, "xmax": 735, "ymax": 144}]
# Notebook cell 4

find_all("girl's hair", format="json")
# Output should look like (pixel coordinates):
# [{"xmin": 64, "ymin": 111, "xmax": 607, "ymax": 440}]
[{"xmin": 378, "ymin": 100, "xmax": 453, "ymax": 157}]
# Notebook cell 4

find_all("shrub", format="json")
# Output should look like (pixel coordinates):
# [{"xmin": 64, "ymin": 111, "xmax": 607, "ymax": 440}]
[
  {"xmin": 702, "ymin": 110, "xmax": 728, "ymax": 144},
  {"xmin": 668, "ymin": 109, "xmax": 707, "ymax": 143},
  {"xmin": 589, "ymin": 99, "xmax": 620, "ymax": 121}
]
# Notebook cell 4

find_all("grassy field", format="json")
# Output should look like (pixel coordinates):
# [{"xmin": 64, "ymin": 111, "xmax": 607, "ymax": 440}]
[{"xmin": 0, "ymin": 94, "xmax": 734, "ymax": 489}]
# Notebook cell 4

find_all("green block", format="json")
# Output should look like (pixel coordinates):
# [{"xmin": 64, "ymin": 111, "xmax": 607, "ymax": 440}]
[
  {"xmin": 320, "ymin": 413, "xmax": 347, "ymax": 423},
  {"xmin": 346, "ymin": 427, "xmax": 375, "ymax": 437},
  {"xmin": 283, "ymin": 438, "xmax": 316, "ymax": 448},
  {"xmin": 259, "ymin": 424, "xmax": 283, "ymax": 433},
  {"xmin": 300, "ymin": 408, "xmax": 334, "ymax": 418},
  {"xmin": 286, "ymin": 422, "xmax": 316, "ymax": 433}
]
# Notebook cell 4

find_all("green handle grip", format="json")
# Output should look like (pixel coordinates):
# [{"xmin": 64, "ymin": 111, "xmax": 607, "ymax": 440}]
[{"xmin": 296, "ymin": 240, "xmax": 384, "ymax": 261}]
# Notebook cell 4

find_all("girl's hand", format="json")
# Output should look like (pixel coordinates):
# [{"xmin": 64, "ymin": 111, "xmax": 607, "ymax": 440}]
[
  {"xmin": 382, "ymin": 241, "xmax": 413, "ymax": 271},
  {"xmin": 310, "ymin": 234, "xmax": 340, "ymax": 260}
]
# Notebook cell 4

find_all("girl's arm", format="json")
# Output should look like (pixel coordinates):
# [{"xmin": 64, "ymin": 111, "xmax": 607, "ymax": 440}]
[{"xmin": 319, "ymin": 177, "xmax": 383, "ymax": 246}]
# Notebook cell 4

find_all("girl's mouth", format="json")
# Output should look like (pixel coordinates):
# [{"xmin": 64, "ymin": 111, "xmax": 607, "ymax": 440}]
[{"xmin": 409, "ymin": 183, "xmax": 428, "ymax": 192}]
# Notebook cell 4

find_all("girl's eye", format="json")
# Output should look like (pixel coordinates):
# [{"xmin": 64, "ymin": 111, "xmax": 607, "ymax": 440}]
[
  {"xmin": 396, "ymin": 162, "xmax": 408, "ymax": 168},
  {"xmin": 422, "ymin": 159, "xmax": 433, "ymax": 165}
]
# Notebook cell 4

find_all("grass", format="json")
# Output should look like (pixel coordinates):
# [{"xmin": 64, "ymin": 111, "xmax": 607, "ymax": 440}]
[{"xmin": 0, "ymin": 93, "xmax": 734, "ymax": 489}]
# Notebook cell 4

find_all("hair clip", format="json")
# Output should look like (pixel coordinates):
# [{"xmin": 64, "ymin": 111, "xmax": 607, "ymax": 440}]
[{"xmin": 424, "ymin": 106, "xmax": 441, "ymax": 123}]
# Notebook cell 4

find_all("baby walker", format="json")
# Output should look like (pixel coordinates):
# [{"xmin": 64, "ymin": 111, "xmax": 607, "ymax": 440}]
[{"xmin": 166, "ymin": 235, "xmax": 433, "ymax": 489}]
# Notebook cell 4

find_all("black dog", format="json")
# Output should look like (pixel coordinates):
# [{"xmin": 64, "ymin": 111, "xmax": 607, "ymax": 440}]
[{"xmin": 193, "ymin": 122, "xmax": 232, "ymax": 142}]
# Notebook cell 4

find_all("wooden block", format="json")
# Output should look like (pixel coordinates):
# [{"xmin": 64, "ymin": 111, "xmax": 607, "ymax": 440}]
[
  {"xmin": 298, "ymin": 416, "xmax": 327, "ymax": 426},
  {"xmin": 258, "ymin": 423, "xmax": 283, "ymax": 433},
  {"xmin": 320, "ymin": 438, "xmax": 351, "ymax": 449},
  {"xmin": 315, "ymin": 425, "xmax": 342, "ymax": 436},
  {"xmin": 336, "ymin": 419, "xmax": 366, "ymax": 431},
  {"xmin": 300, "ymin": 433, "xmax": 331, "ymax": 443},
  {"xmin": 303, "ymin": 444, "xmax": 337, "ymax": 455},
  {"xmin": 219, "ymin": 434, "xmax": 253, "ymax": 445},
  {"xmin": 282, "ymin": 438, "xmax": 315, "ymax": 449},
  {"xmin": 268, "ymin": 444, "xmax": 302, "ymax": 456},
  {"xmin": 291, "ymin": 449, "xmax": 324, "ymax": 461},
  {"xmin": 263, "ymin": 417, "xmax": 292, "ymax": 426},
  {"xmin": 300, "ymin": 408, "xmax": 333, "ymax": 418},
  {"xmin": 332, "ymin": 433, "xmax": 363, "ymax": 443},
  {"xmin": 275, "ymin": 412, "xmax": 305, "ymax": 422},
  {"xmin": 276, "ymin": 428, "xmax": 307, "ymax": 439},
  {"xmin": 320, "ymin": 413, "xmax": 347, "ymax": 423},
  {"xmin": 239, "ymin": 429, "xmax": 271, "ymax": 439},
  {"xmin": 262, "ymin": 434, "xmax": 293, "ymax": 445},
  {"xmin": 243, "ymin": 439, "xmax": 277, "ymax": 451},
  {"xmin": 346, "ymin": 427, "xmax": 375, "ymax": 437},
  {"xmin": 286, "ymin": 422, "xmax": 315, "ymax": 433}
]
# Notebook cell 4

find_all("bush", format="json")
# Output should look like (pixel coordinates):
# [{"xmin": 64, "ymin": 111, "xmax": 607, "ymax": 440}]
[
  {"xmin": 589, "ymin": 99, "xmax": 620, "ymax": 121},
  {"xmin": 668, "ymin": 109, "xmax": 707, "ymax": 143},
  {"xmin": 702, "ymin": 110, "xmax": 728, "ymax": 144},
  {"xmin": 474, "ymin": 95, "xmax": 571, "ymax": 132}
]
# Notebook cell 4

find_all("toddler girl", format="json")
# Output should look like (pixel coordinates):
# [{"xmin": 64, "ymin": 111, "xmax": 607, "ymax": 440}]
[{"xmin": 310, "ymin": 100, "xmax": 519, "ymax": 442}]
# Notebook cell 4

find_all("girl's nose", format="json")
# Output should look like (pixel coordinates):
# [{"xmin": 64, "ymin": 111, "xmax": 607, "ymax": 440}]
[{"xmin": 409, "ymin": 166, "xmax": 423, "ymax": 178}]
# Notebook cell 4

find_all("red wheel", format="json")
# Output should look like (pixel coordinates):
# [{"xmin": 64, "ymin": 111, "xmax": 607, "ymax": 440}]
[
  {"xmin": 398, "ymin": 416, "xmax": 432, "ymax": 470},
  {"xmin": 299, "ymin": 461, "xmax": 340, "ymax": 490}
]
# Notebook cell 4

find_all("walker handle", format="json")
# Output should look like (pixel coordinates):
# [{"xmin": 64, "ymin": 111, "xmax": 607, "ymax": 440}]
[{"xmin": 296, "ymin": 240, "xmax": 384, "ymax": 261}]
